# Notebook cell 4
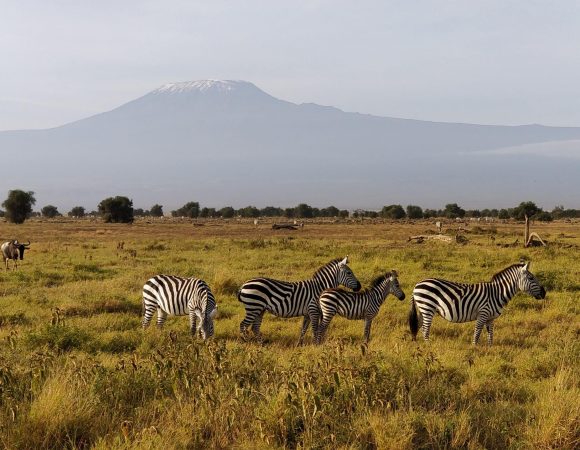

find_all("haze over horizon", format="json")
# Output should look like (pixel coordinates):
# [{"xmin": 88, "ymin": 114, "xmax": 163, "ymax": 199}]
[{"xmin": 1, "ymin": 1, "xmax": 580, "ymax": 131}]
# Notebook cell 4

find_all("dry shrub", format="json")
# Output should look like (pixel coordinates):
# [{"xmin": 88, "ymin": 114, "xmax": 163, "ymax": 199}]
[{"xmin": 212, "ymin": 273, "xmax": 240, "ymax": 296}]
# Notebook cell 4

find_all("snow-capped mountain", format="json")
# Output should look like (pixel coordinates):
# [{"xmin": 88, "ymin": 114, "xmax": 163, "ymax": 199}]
[{"xmin": 1, "ymin": 80, "xmax": 579, "ymax": 211}]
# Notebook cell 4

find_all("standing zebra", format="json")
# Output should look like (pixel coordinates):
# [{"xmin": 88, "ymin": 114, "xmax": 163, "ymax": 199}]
[
  {"xmin": 237, "ymin": 256, "xmax": 361, "ymax": 343},
  {"xmin": 142, "ymin": 275, "xmax": 218, "ymax": 339},
  {"xmin": 409, "ymin": 261, "xmax": 546, "ymax": 345},
  {"xmin": 311, "ymin": 270, "xmax": 406, "ymax": 344}
]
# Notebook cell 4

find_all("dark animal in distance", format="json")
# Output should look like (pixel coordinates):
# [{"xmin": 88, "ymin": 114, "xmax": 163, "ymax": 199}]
[{"xmin": 1, "ymin": 240, "xmax": 30, "ymax": 270}]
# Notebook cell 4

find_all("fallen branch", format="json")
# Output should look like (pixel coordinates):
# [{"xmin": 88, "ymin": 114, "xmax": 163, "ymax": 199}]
[
  {"xmin": 272, "ymin": 223, "xmax": 298, "ymax": 230},
  {"xmin": 408, "ymin": 234, "xmax": 468, "ymax": 244}
]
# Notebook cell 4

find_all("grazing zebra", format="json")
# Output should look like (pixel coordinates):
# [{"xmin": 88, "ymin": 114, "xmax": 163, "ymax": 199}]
[
  {"xmin": 409, "ymin": 261, "xmax": 546, "ymax": 345},
  {"xmin": 142, "ymin": 275, "xmax": 218, "ymax": 339},
  {"xmin": 311, "ymin": 270, "xmax": 406, "ymax": 344},
  {"xmin": 237, "ymin": 256, "xmax": 361, "ymax": 343}
]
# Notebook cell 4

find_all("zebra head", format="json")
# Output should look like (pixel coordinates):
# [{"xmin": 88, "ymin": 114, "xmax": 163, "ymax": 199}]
[
  {"xmin": 518, "ymin": 262, "xmax": 546, "ymax": 300},
  {"xmin": 388, "ymin": 270, "xmax": 406, "ymax": 301},
  {"xmin": 337, "ymin": 256, "xmax": 362, "ymax": 292},
  {"xmin": 194, "ymin": 306, "xmax": 218, "ymax": 339}
]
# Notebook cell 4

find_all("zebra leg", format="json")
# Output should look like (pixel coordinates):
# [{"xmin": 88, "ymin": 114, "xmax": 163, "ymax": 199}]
[
  {"xmin": 156, "ymin": 309, "xmax": 168, "ymax": 329},
  {"xmin": 473, "ymin": 315, "xmax": 488, "ymax": 345},
  {"xmin": 317, "ymin": 312, "xmax": 335, "ymax": 344},
  {"xmin": 364, "ymin": 318, "xmax": 373, "ymax": 344},
  {"xmin": 251, "ymin": 310, "xmax": 266, "ymax": 342},
  {"xmin": 239, "ymin": 308, "xmax": 262, "ymax": 340},
  {"xmin": 297, "ymin": 315, "xmax": 311, "ymax": 346},
  {"xmin": 309, "ymin": 306, "xmax": 321, "ymax": 344},
  {"xmin": 142, "ymin": 304, "xmax": 156, "ymax": 329},
  {"xmin": 485, "ymin": 320, "xmax": 495, "ymax": 346},
  {"xmin": 421, "ymin": 311, "xmax": 434, "ymax": 341},
  {"xmin": 189, "ymin": 310, "xmax": 197, "ymax": 336}
]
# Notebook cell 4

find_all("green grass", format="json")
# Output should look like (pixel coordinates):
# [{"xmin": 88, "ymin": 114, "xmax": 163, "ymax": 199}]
[{"xmin": 0, "ymin": 218, "xmax": 578, "ymax": 449}]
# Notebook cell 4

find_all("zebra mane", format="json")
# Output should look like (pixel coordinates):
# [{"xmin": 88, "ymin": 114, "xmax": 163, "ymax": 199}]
[
  {"xmin": 354, "ymin": 272, "xmax": 392, "ymax": 294},
  {"xmin": 490, "ymin": 263, "xmax": 524, "ymax": 282},
  {"xmin": 313, "ymin": 258, "xmax": 344, "ymax": 279}
]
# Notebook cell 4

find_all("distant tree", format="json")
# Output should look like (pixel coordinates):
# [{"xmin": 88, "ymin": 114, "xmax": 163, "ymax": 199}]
[
  {"xmin": 381, "ymin": 204, "xmax": 406, "ymax": 219},
  {"xmin": 260, "ymin": 206, "xmax": 283, "ymax": 217},
  {"xmin": 0, "ymin": 210, "xmax": 4, "ymax": 217},
  {"xmin": 98, "ymin": 196, "xmax": 134, "ymax": 223},
  {"xmin": 2, "ymin": 190, "xmax": 36, "ymax": 224},
  {"xmin": 294, "ymin": 203, "xmax": 314, "ymax": 218},
  {"xmin": 423, "ymin": 209, "xmax": 438, "ymax": 219},
  {"xmin": 498, "ymin": 209, "xmax": 510, "ymax": 220},
  {"xmin": 551, "ymin": 205, "xmax": 580, "ymax": 219},
  {"xmin": 320, "ymin": 206, "xmax": 340, "ymax": 217},
  {"xmin": 284, "ymin": 208, "xmax": 295, "ymax": 218},
  {"xmin": 150, "ymin": 204, "xmax": 163, "ymax": 217},
  {"xmin": 444, "ymin": 203, "xmax": 465, "ymax": 219},
  {"xmin": 199, "ymin": 207, "xmax": 218, "ymax": 218},
  {"xmin": 512, "ymin": 201, "xmax": 541, "ymax": 220},
  {"xmin": 339, "ymin": 210, "xmax": 350, "ymax": 218},
  {"xmin": 133, "ymin": 208, "xmax": 146, "ymax": 217},
  {"xmin": 535, "ymin": 211, "xmax": 553, "ymax": 222},
  {"xmin": 68, "ymin": 206, "xmax": 85, "ymax": 217},
  {"xmin": 465, "ymin": 209, "xmax": 481, "ymax": 218},
  {"xmin": 41, "ymin": 205, "xmax": 60, "ymax": 218},
  {"xmin": 172, "ymin": 202, "xmax": 200, "ymax": 218},
  {"xmin": 237, "ymin": 206, "xmax": 260, "ymax": 218},
  {"xmin": 406, "ymin": 205, "xmax": 423, "ymax": 219},
  {"xmin": 219, "ymin": 206, "xmax": 235, "ymax": 218}
]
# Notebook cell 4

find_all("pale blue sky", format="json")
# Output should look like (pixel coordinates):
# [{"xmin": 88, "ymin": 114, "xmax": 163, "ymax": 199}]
[{"xmin": 1, "ymin": 0, "xmax": 579, "ymax": 131}]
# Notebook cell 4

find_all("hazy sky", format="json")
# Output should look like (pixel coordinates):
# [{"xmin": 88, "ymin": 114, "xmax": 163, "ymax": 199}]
[{"xmin": 1, "ymin": 0, "xmax": 579, "ymax": 131}]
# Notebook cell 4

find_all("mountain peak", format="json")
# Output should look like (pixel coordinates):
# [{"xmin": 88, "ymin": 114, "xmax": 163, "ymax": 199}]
[{"xmin": 152, "ymin": 80, "xmax": 259, "ymax": 95}]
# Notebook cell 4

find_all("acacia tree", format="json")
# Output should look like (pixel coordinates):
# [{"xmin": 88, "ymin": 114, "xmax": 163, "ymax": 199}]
[
  {"xmin": 172, "ymin": 202, "xmax": 200, "ymax": 218},
  {"xmin": 512, "ymin": 201, "xmax": 541, "ymax": 220},
  {"xmin": 150, "ymin": 204, "xmax": 163, "ymax": 217},
  {"xmin": 2, "ymin": 190, "xmax": 36, "ymax": 224},
  {"xmin": 41, "ymin": 205, "xmax": 60, "ymax": 218},
  {"xmin": 68, "ymin": 206, "xmax": 86, "ymax": 217},
  {"xmin": 381, "ymin": 204, "xmax": 406, "ymax": 219},
  {"xmin": 98, "ymin": 196, "xmax": 134, "ymax": 223}
]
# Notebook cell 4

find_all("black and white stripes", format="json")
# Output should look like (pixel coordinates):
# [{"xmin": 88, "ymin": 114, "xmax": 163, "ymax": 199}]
[
  {"xmin": 237, "ymin": 256, "xmax": 361, "ymax": 343},
  {"xmin": 142, "ymin": 275, "xmax": 217, "ymax": 339},
  {"xmin": 409, "ymin": 261, "xmax": 546, "ymax": 345},
  {"xmin": 310, "ymin": 270, "xmax": 406, "ymax": 344}
]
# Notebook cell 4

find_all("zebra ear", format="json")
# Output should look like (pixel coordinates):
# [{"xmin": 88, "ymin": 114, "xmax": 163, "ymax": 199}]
[
  {"xmin": 523, "ymin": 261, "xmax": 530, "ymax": 271},
  {"xmin": 209, "ymin": 307, "xmax": 217, "ymax": 319},
  {"xmin": 340, "ymin": 256, "xmax": 349, "ymax": 266}
]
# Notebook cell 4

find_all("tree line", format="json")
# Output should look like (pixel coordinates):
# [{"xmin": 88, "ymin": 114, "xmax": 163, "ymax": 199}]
[{"xmin": 1, "ymin": 189, "xmax": 579, "ymax": 224}]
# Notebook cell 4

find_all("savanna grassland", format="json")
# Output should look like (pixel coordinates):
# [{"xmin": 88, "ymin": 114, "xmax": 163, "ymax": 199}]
[{"xmin": 0, "ymin": 218, "xmax": 578, "ymax": 449}]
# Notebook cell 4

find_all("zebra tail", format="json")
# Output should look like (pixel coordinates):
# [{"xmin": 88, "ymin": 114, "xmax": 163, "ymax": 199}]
[{"xmin": 408, "ymin": 296, "xmax": 419, "ymax": 340}]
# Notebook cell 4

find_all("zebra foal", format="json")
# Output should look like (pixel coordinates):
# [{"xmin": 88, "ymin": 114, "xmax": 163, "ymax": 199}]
[
  {"xmin": 142, "ymin": 275, "xmax": 217, "ymax": 339},
  {"xmin": 311, "ymin": 270, "xmax": 406, "ymax": 344},
  {"xmin": 409, "ymin": 261, "xmax": 546, "ymax": 345},
  {"xmin": 237, "ymin": 256, "xmax": 361, "ymax": 344}
]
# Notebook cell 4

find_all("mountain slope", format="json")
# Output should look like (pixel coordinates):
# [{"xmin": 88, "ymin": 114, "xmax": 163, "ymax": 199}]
[{"xmin": 1, "ymin": 80, "xmax": 579, "ymax": 210}]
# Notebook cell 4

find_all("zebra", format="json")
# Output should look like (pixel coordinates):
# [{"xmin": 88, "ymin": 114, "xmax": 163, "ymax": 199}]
[
  {"xmin": 408, "ymin": 261, "xmax": 546, "ymax": 345},
  {"xmin": 142, "ymin": 275, "xmax": 218, "ymax": 339},
  {"xmin": 310, "ymin": 270, "xmax": 406, "ymax": 344},
  {"xmin": 237, "ymin": 256, "xmax": 361, "ymax": 343}
]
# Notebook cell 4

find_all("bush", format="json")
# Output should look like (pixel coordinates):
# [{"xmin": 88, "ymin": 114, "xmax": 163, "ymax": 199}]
[
  {"xmin": 98, "ymin": 196, "xmax": 134, "ymax": 223},
  {"xmin": 2, "ymin": 189, "xmax": 36, "ymax": 224}
]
